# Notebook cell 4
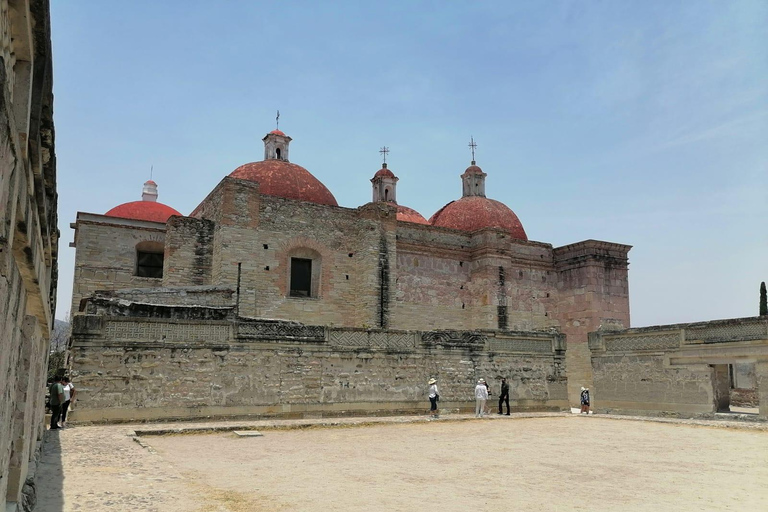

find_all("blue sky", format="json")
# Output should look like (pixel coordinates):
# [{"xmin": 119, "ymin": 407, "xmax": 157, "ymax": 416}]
[{"xmin": 51, "ymin": 1, "xmax": 767, "ymax": 326}]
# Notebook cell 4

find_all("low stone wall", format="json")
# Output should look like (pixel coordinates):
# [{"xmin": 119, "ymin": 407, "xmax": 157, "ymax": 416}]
[
  {"xmin": 588, "ymin": 317, "xmax": 768, "ymax": 418},
  {"xmin": 70, "ymin": 313, "xmax": 568, "ymax": 422},
  {"xmin": 90, "ymin": 286, "xmax": 235, "ymax": 308}
]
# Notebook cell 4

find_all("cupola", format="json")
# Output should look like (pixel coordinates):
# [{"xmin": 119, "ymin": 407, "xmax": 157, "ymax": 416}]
[
  {"xmin": 105, "ymin": 180, "xmax": 182, "ymax": 223},
  {"xmin": 368, "ymin": 148, "xmax": 428, "ymax": 225}
]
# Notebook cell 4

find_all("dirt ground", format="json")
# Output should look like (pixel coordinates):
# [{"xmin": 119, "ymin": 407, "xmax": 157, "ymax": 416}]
[{"xmin": 36, "ymin": 415, "xmax": 768, "ymax": 511}]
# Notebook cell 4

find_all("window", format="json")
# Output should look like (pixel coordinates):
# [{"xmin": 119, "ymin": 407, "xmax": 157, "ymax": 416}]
[
  {"xmin": 137, "ymin": 251, "xmax": 163, "ymax": 278},
  {"xmin": 290, "ymin": 258, "xmax": 312, "ymax": 297},
  {"xmin": 135, "ymin": 241, "xmax": 165, "ymax": 278}
]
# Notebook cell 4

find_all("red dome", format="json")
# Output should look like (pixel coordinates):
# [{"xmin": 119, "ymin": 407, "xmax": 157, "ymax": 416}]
[
  {"xmin": 229, "ymin": 160, "xmax": 338, "ymax": 206},
  {"xmin": 374, "ymin": 167, "xmax": 395, "ymax": 178},
  {"xmin": 397, "ymin": 204, "xmax": 429, "ymax": 224},
  {"xmin": 269, "ymin": 129, "xmax": 286, "ymax": 136},
  {"xmin": 429, "ymin": 196, "xmax": 527, "ymax": 240},
  {"xmin": 105, "ymin": 201, "xmax": 182, "ymax": 223}
]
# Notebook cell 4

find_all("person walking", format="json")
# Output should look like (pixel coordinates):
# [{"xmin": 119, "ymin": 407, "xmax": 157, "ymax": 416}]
[
  {"xmin": 580, "ymin": 386, "xmax": 591, "ymax": 414},
  {"xmin": 498, "ymin": 377, "xmax": 510, "ymax": 415},
  {"xmin": 48, "ymin": 376, "xmax": 65, "ymax": 430},
  {"xmin": 474, "ymin": 379, "xmax": 488, "ymax": 418},
  {"xmin": 61, "ymin": 376, "xmax": 76, "ymax": 428},
  {"xmin": 428, "ymin": 378, "xmax": 439, "ymax": 419}
]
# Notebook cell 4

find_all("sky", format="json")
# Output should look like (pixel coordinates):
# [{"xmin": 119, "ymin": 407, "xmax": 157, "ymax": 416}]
[{"xmin": 50, "ymin": 1, "xmax": 767, "ymax": 327}]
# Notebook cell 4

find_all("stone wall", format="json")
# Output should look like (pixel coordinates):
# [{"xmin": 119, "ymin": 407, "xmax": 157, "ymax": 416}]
[
  {"xmin": 70, "ymin": 214, "xmax": 166, "ymax": 314},
  {"xmin": 553, "ymin": 240, "xmax": 632, "ymax": 406},
  {"xmin": 163, "ymin": 216, "xmax": 214, "ymax": 286},
  {"xmin": 0, "ymin": 1, "xmax": 57, "ymax": 509},
  {"xmin": 191, "ymin": 178, "xmax": 391, "ymax": 328},
  {"xmin": 588, "ymin": 317, "xmax": 768, "ymax": 418},
  {"xmin": 69, "ymin": 308, "xmax": 568, "ymax": 423}
]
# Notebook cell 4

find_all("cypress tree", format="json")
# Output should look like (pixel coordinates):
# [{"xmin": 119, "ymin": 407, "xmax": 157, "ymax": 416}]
[{"xmin": 761, "ymin": 282, "xmax": 767, "ymax": 316}]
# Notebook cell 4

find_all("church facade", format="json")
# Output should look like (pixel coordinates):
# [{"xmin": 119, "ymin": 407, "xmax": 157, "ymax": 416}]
[{"xmin": 69, "ymin": 129, "xmax": 631, "ymax": 419}]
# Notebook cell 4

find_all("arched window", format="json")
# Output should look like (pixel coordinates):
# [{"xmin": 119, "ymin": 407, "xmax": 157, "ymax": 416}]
[
  {"xmin": 276, "ymin": 147, "xmax": 282, "ymax": 160},
  {"xmin": 384, "ymin": 188, "xmax": 390, "ymax": 201},
  {"xmin": 135, "ymin": 241, "xmax": 164, "ymax": 278}
]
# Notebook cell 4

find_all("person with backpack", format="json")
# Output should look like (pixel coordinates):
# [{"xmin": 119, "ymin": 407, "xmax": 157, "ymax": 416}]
[
  {"xmin": 48, "ymin": 376, "xmax": 65, "ymax": 430},
  {"xmin": 580, "ymin": 387, "xmax": 591, "ymax": 414}
]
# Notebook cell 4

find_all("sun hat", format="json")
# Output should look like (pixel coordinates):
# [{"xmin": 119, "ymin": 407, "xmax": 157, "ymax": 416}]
[
  {"xmin": 581, "ymin": 387, "xmax": 586, "ymax": 391},
  {"xmin": 478, "ymin": 378, "xmax": 485, "ymax": 383},
  {"xmin": 428, "ymin": 378, "xmax": 437, "ymax": 385}
]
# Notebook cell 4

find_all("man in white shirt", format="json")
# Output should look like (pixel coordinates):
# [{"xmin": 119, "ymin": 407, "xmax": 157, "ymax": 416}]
[{"xmin": 474, "ymin": 379, "xmax": 488, "ymax": 418}]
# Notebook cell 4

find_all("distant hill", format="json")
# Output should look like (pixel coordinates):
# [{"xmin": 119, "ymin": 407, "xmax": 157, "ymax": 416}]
[{"xmin": 51, "ymin": 319, "xmax": 70, "ymax": 352}]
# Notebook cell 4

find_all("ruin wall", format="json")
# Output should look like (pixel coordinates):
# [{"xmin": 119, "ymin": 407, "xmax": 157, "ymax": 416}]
[
  {"xmin": 588, "ymin": 317, "xmax": 768, "ymax": 417},
  {"xmin": 69, "ymin": 311, "xmax": 568, "ymax": 423}
]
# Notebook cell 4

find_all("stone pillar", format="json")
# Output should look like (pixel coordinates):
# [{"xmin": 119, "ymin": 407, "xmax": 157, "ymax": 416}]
[
  {"xmin": 553, "ymin": 241, "xmax": 632, "ymax": 406},
  {"xmin": 711, "ymin": 364, "xmax": 731, "ymax": 412},
  {"xmin": 757, "ymin": 362, "xmax": 768, "ymax": 419}
]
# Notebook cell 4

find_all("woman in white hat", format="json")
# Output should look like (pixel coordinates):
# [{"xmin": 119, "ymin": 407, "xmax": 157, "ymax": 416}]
[
  {"xmin": 474, "ymin": 379, "xmax": 489, "ymax": 417},
  {"xmin": 428, "ymin": 378, "xmax": 439, "ymax": 419}
]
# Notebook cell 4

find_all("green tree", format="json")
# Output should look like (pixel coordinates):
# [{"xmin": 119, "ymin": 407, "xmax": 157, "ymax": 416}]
[{"xmin": 761, "ymin": 281, "xmax": 767, "ymax": 316}]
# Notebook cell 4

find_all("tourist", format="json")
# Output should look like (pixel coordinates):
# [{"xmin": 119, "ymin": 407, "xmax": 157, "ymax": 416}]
[
  {"xmin": 580, "ymin": 386, "xmax": 591, "ymax": 414},
  {"xmin": 48, "ymin": 376, "xmax": 65, "ymax": 430},
  {"xmin": 61, "ymin": 376, "xmax": 76, "ymax": 428},
  {"xmin": 428, "ymin": 378, "xmax": 439, "ymax": 419},
  {"xmin": 498, "ymin": 377, "xmax": 510, "ymax": 415},
  {"xmin": 474, "ymin": 379, "xmax": 488, "ymax": 417}
]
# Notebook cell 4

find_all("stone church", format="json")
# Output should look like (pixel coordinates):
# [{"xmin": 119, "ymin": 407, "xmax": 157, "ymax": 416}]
[{"xmin": 69, "ymin": 128, "xmax": 632, "ymax": 422}]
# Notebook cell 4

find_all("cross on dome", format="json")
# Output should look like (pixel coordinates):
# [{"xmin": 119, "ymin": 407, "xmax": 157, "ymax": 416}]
[
  {"xmin": 468, "ymin": 136, "xmax": 477, "ymax": 165},
  {"xmin": 379, "ymin": 146, "xmax": 389, "ymax": 165}
]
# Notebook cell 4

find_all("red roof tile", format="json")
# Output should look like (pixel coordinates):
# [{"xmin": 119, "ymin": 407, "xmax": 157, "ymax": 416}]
[
  {"xmin": 429, "ymin": 196, "xmax": 527, "ymax": 240},
  {"xmin": 105, "ymin": 201, "xmax": 182, "ymax": 223},
  {"xmin": 229, "ymin": 160, "xmax": 338, "ymax": 206}
]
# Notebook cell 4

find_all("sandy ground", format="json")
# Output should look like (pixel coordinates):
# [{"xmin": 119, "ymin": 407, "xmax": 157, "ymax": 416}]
[{"xmin": 36, "ymin": 414, "xmax": 768, "ymax": 512}]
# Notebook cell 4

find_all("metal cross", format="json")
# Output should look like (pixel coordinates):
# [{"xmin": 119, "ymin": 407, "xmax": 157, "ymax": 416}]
[
  {"xmin": 468, "ymin": 137, "xmax": 477, "ymax": 161},
  {"xmin": 379, "ymin": 146, "xmax": 389, "ymax": 164},
  {"xmin": 276, "ymin": 110, "xmax": 280, "ymax": 130}
]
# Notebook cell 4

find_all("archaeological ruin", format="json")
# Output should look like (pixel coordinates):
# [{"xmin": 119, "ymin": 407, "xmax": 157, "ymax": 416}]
[{"xmin": 0, "ymin": 1, "xmax": 57, "ymax": 510}]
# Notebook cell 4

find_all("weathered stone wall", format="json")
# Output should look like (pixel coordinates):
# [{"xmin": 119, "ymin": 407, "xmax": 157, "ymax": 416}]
[
  {"xmin": 69, "ymin": 311, "xmax": 568, "ymax": 422},
  {"xmin": 89, "ymin": 286, "xmax": 235, "ymax": 308},
  {"xmin": 70, "ymin": 214, "xmax": 166, "ymax": 314},
  {"xmin": 0, "ymin": 1, "xmax": 57, "ymax": 509},
  {"xmin": 192, "ymin": 178, "xmax": 390, "ymax": 328},
  {"xmin": 392, "ymin": 224, "xmax": 560, "ymax": 332},
  {"xmin": 163, "ymin": 216, "xmax": 214, "ymax": 286},
  {"xmin": 589, "ymin": 317, "xmax": 768, "ymax": 417},
  {"xmin": 554, "ymin": 240, "xmax": 631, "ymax": 405}
]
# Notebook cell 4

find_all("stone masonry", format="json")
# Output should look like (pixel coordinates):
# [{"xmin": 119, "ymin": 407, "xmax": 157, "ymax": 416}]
[
  {"xmin": 588, "ymin": 316, "xmax": 768, "ymax": 418},
  {"xmin": 0, "ymin": 1, "xmax": 57, "ymax": 510},
  {"xmin": 70, "ymin": 302, "xmax": 568, "ymax": 423}
]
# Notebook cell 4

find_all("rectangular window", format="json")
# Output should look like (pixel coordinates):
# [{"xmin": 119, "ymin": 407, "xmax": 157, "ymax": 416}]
[
  {"xmin": 137, "ymin": 251, "xmax": 164, "ymax": 278},
  {"xmin": 290, "ymin": 258, "xmax": 312, "ymax": 297}
]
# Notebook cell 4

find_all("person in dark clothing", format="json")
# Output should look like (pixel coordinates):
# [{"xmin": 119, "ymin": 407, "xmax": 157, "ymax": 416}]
[
  {"xmin": 49, "ymin": 376, "xmax": 65, "ymax": 430},
  {"xmin": 580, "ymin": 387, "xmax": 591, "ymax": 414},
  {"xmin": 498, "ymin": 377, "xmax": 510, "ymax": 415}
]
